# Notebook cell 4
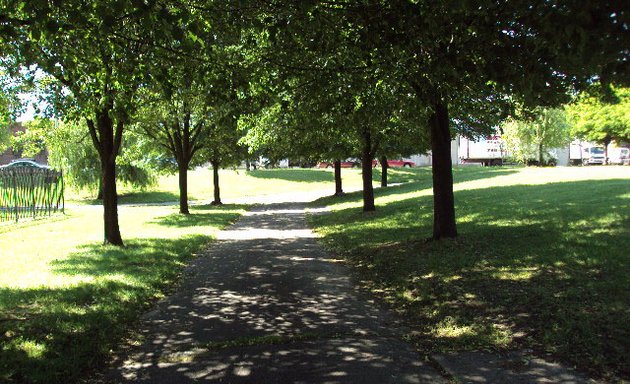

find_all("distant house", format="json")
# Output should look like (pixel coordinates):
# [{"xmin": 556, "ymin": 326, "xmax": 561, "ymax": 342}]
[{"xmin": 0, "ymin": 123, "xmax": 49, "ymax": 165}]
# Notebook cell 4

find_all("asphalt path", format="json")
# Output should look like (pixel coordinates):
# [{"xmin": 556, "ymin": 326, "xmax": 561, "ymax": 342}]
[{"xmin": 105, "ymin": 201, "xmax": 445, "ymax": 383}]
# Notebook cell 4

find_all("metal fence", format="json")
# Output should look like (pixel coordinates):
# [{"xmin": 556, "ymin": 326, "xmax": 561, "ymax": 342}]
[{"xmin": 0, "ymin": 165, "xmax": 64, "ymax": 222}]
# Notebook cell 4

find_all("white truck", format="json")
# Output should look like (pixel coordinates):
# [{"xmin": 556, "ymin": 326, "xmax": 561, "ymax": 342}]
[
  {"xmin": 458, "ymin": 135, "xmax": 506, "ymax": 166},
  {"xmin": 608, "ymin": 147, "xmax": 630, "ymax": 165},
  {"xmin": 569, "ymin": 141, "xmax": 606, "ymax": 165}
]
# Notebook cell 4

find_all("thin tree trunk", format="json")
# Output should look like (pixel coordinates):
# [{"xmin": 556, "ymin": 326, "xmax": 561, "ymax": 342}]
[
  {"xmin": 92, "ymin": 110, "xmax": 124, "ymax": 246},
  {"xmin": 211, "ymin": 160, "xmax": 222, "ymax": 205},
  {"xmin": 603, "ymin": 137, "xmax": 611, "ymax": 165},
  {"xmin": 178, "ymin": 161, "xmax": 190, "ymax": 214},
  {"xmin": 538, "ymin": 142, "xmax": 544, "ymax": 165},
  {"xmin": 101, "ymin": 156, "xmax": 122, "ymax": 245},
  {"xmin": 361, "ymin": 129, "xmax": 375, "ymax": 212},
  {"xmin": 429, "ymin": 99, "xmax": 457, "ymax": 239},
  {"xmin": 334, "ymin": 159, "xmax": 344, "ymax": 196},
  {"xmin": 380, "ymin": 155, "xmax": 388, "ymax": 187},
  {"xmin": 245, "ymin": 159, "xmax": 251, "ymax": 171}
]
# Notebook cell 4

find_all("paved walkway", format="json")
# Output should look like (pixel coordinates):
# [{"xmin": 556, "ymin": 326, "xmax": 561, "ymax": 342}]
[
  {"xmin": 106, "ymin": 202, "xmax": 445, "ymax": 383},
  {"xmin": 105, "ymin": 199, "xmax": 595, "ymax": 383}
]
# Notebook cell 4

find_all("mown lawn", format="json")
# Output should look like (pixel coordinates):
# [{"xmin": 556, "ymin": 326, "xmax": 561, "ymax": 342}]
[
  {"xmin": 309, "ymin": 166, "xmax": 630, "ymax": 381},
  {"xmin": 0, "ymin": 166, "xmax": 373, "ymax": 383},
  {"xmin": 0, "ymin": 203, "xmax": 245, "ymax": 383},
  {"xmin": 69, "ymin": 167, "xmax": 374, "ymax": 204}
]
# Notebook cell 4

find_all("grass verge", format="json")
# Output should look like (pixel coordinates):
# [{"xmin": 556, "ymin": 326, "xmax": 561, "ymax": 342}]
[
  {"xmin": 68, "ymin": 166, "xmax": 424, "ymax": 205},
  {"xmin": 309, "ymin": 166, "xmax": 630, "ymax": 381},
  {"xmin": 68, "ymin": 168, "xmax": 375, "ymax": 205},
  {"xmin": 0, "ymin": 204, "xmax": 245, "ymax": 383}
]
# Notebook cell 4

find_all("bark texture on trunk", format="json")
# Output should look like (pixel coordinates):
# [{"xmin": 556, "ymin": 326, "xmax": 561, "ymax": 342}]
[
  {"xmin": 429, "ymin": 99, "xmax": 457, "ymax": 239},
  {"xmin": 89, "ymin": 110, "xmax": 124, "ymax": 246},
  {"xmin": 211, "ymin": 160, "xmax": 222, "ymax": 205},
  {"xmin": 101, "ymin": 157, "xmax": 122, "ymax": 245},
  {"xmin": 334, "ymin": 160, "xmax": 344, "ymax": 196},
  {"xmin": 97, "ymin": 180, "xmax": 103, "ymax": 200},
  {"xmin": 380, "ymin": 155, "xmax": 388, "ymax": 187},
  {"xmin": 361, "ymin": 129, "xmax": 375, "ymax": 212},
  {"xmin": 178, "ymin": 163, "xmax": 190, "ymax": 214},
  {"xmin": 603, "ymin": 137, "xmax": 611, "ymax": 165}
]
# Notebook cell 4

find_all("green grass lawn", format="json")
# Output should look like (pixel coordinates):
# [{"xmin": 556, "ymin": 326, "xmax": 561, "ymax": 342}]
[
  {"xmin": 309, "ymin": 166, "xmax": 630, "ymax": 381},
  {"xmin": 0, "ymin": 203, "xmax": 245, "ymax": 383},
  {"xmin": 69, "ymin": 167, "xmax": 377, "ymax": 204},
  {"xmin": 0, "ymin": 166, "xmax": 376, "ymax": 383},
  {"xmin": 4, "ymin": 165, "xmax": 628, "ymax": 382}
]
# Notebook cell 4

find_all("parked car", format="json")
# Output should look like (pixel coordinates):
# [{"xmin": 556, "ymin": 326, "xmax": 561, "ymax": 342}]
[
  {"xmin": 372, "ymin": 159, "xmax": 416, "ymax": 168},
  {"xmin": 317, "ymin": 159, "xmax": 360, "ymax": 168},
  {"xmin": 0, "ymin": 159, "xmax": 49, "ymax": 169}
]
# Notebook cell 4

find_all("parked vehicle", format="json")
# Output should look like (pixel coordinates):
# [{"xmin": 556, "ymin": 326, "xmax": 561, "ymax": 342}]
[
  {"xmin": 0, "ymin": 159, "xmax": 49, "ymax": 169},
  {"xmin": 608, "ymin": 147, "xmax": 630, "ymax": 165},
  {"xmin": 387, "ymin": 159, "xmax": 415, "ymax": 168},
  {"xmin": 569, "ymin": 141, "xmax": 584, "ymax": 165},
  {"xmin": 458, "ymin": 135, "xmax": 505, "ymax": 166},
  {"xmin": 371, "ymin": 159, "xmax": 415, "ymax": 168},
  {"xmin": 317, "ymin": 159, "xmax": 360, "ymax": 168},
  {"xmin": 581, "ymin": 146, "xmax": 606, "ymax": 165}
]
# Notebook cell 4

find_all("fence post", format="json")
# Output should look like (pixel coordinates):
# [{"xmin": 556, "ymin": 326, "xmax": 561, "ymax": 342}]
[{"xmin": 12, "ymin": 170, "xmax": 18, "ymax": 222}]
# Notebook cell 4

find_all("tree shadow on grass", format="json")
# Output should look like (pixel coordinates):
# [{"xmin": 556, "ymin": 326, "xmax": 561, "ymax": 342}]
[
  {"xmin": 311, "ymin": 178, "xmax": 630, "ymax": 380},
  {"xmin": 372, "ymin": 167, "xmax": 432, "ymax": 184},
  {"xmin": 247, "ymin": 169, "xmax": 333, "ymax": 183},
  {"xmin": 85, "ymin": 191, "xmax": 181, "ymax": 206},
  {"xmin": 316, "ymin": 167, "xmax": 519, "ymax": 208},
  {"xmin": 150, "ymin": 204, "xmax": 245, "ymax": 228},
  {"xmin": 373, "ymin": 165, "xmax": 520, "ymax": 185},
  {"xmin": 152, "ymin": 212, "xmax": 241, "ymax": 228},
  {"xmin": 0, "ymin": 235, "xmax": 211, "ymax": 384}
]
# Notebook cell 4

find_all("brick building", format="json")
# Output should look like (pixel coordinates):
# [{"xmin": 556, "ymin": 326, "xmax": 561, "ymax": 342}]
[{"xmin": 0, "ymin": 123, "xmax": 49, "ymax": 165}]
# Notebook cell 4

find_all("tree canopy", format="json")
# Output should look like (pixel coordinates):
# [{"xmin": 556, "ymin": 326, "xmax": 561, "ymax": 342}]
[
  {"xmin": 569, "ymin": 85, "xmax": 630, "ymax": 148},
  {"xmin": 502, "ymin": 107, "xmax": 571, "ymax": 165},
  {"xmin": 2, "ymin": 0, "xmax": 627, "ymax": 242}
]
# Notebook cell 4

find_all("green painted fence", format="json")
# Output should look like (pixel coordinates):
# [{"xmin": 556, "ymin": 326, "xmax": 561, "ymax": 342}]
[{"xmin": 0, "ymin": 165, "xmax": 64, "ymax": 222}]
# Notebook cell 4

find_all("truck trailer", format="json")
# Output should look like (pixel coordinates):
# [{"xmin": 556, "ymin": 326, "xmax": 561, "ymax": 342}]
[{"xmin": 459, "ymin": 135, "xmax": 506, "ymax": 166}]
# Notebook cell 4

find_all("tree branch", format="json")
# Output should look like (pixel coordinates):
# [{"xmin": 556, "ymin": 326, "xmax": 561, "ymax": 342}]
[{"xmin": 86, "ymin": 119, "xmax": 101, "ymax": 150}]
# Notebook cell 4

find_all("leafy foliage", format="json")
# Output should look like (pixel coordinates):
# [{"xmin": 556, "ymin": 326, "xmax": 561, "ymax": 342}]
[
  {"xmin": 502, "ymin": 107, "xmax": 571, "ymax": 164},
  {"xmin": 568, "ymin": 85, "xmax": 630, "ymax": 146},
  {"xmin": 14, "ymin": 119, "xmax": 157, "ymax": 194}
]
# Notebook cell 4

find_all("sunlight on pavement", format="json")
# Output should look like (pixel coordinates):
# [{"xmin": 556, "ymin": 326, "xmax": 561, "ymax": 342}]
[{"xmin": 216, "ymin": 227, "xmax": 318, "ymax": 240}]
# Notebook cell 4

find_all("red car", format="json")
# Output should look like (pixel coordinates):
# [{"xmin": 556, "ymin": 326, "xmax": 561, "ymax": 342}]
[{"xmin": 372, "ymin": 159, "xmax": 415, "ymax": 168}]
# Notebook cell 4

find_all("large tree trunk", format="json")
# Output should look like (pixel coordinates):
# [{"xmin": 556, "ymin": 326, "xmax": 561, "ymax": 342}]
[
  {"xmin": 429, "ymin": 99, "xmax": 457, "ymax": 239},
  {"xmin": 211, "ymin": 160, "xmax": 222, "ymax": 205},
  {"xmin": 361, "ymin": 129, "xmax": 375, "ymax": 212},
  {"xmin": 90, "ymin": 110, "xmax": 124, "ymax": 246},
  {"xmin": 334, "ymin": 159, "xmax": 344, "ymax": 196},
  {"xmin": 178, "ymin": 161, "xmax": 190, "ymax": 214},
  {"xmin": 380, "ymin": 155, "xmax": 388, "ymax": 187},
  {"xmin": 96, "ymin": 179, "xmax": 103, "ymax": 200}
]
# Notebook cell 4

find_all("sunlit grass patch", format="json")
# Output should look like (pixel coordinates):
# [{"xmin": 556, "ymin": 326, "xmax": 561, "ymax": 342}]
[
  {"xmin": 0, "ymin": 203, "xmax": 245, "ymax": 383},
  {"xmin": 309, "ymin": 166, "xmax": 630, "ymax": 380}
]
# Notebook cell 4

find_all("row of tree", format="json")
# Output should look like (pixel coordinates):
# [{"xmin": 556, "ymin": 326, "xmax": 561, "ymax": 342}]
[{"xmin": 1, "ymin": 1, "xmax": 627, "ymax": 245}]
